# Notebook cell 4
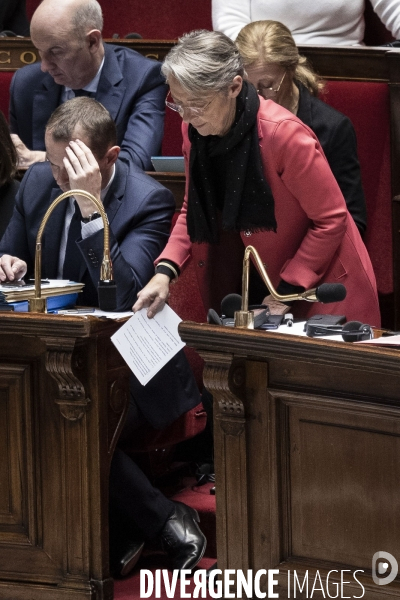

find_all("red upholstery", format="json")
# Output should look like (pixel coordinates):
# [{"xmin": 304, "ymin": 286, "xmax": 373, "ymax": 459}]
[
  {"xmin": 26, "ymin": 0, "xmax": 391, "ymax": 44},
  {"xmin": 26, "ymin": 0, "xmax": 212, "ymax": 39},
  {"xmin": 162, "ymin": 109, "xmax": 183, "ymax": 157},
  {"xmin": 126, "ymin": 402, "xmax": 207, "ymax": 453},
  {"xmin": 321, "ymin": 81, "xmax": 392, "ymax": 296},
  {"xmin": 0, "ymin": 71, "xmax": 14, "ymax": 121}
]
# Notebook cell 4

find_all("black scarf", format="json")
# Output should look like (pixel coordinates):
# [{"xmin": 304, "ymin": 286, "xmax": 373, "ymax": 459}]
[{"xmin": 186, "ymin": 81, "xmax": 276, "ymax": 244}]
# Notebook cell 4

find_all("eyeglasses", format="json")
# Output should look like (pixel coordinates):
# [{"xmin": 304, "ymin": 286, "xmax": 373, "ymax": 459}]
[
  {"xmin": 257, "ymin": 71, "xmax": 286, "ymax": 97},
  {"xmin": 165, "ymin": 90, "xmax": 218, "ymax": 116}
]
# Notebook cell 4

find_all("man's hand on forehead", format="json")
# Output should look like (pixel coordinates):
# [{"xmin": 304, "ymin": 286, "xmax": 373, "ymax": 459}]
[{"xmin": 64, "ymin": 139, "xmax": 102, "ymax": 217}]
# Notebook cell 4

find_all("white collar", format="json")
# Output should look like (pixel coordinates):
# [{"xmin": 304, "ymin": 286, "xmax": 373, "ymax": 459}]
[{"xmin": 101, "ymin": 163, "xmax": 116, "ymax": 201}]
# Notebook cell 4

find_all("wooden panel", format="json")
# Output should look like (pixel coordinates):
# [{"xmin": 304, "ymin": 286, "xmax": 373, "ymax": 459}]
[
  {"xmin": 286, "ymin": 395, "xmax": 400, "ymax": 566},
  {"xmin": 0, "ymin": 39, "xmax": 39, "ymax": 71},
  {"xmin": 0, "ymin": 38, "xmax": 176, "ymax": 71},
  {"xmin": 0, "ymin": 38, "xmax": 398, "ymax": 81},
  {"xmin": 0, "ymin": 359, "xmax": 64, "ymax": 582},
  {"xmin": 0, "ymin": 313, "xmax": 130, "ymax": 600},
  {"xmin": 180, "ymin": 323, "xmax": 400, "ymax": 599},
  {"xmin": 0, "ymin": 365, "xmax": 32, "ymax": 536}
]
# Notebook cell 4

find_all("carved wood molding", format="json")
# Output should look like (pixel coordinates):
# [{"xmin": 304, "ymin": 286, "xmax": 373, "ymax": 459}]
[
  {"xmin": 199, "ymin": 350, "xmax": 250, "ymax": 571},
  {"xmin": 201, "ymin": 351, "xmax": 246, "ymax": 435},
  {"xmin": 43, "ymin": 337, "xmax": 90, "ymax": 421}
]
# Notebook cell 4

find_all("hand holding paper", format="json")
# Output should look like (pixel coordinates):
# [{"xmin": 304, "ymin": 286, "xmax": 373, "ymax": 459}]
[{"xmin": 111, "ymin": 305, "xmax": 185, "ymax": 385}]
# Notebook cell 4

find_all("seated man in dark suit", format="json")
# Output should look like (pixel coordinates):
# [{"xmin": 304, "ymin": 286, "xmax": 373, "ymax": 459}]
[
  {"xmin": 10, "ymin": 0, "xmax": 166, "ymax": 171},
  {"xmin": 0, "ymin": 97, "xmax": 206, "ymax": 577}
]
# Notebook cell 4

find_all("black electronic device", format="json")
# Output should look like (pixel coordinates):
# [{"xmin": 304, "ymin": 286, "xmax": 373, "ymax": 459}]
[
  {"xmin": 305, "ymin": 320, "xmax": 373, "ymax": 342},
  {"xmin": 97, "ymin": 280, "xmax": 117, "ymax": 312},
  {"xmin": 304, "ymin": 314, "xmax": 346, "ymax": 331},
  {"xmin": 259, "ymin": 315, "xmax": 285, "ymax": 329}
]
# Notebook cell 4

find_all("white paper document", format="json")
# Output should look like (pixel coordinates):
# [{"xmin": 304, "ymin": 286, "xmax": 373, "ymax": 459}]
[{"xmin": 111, "ymin": 305, "xmax": 185, "ymax": 385}]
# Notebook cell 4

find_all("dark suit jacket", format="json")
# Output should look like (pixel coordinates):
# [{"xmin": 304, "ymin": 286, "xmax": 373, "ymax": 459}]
[
  {"xmin": 296, "ymin": 81, "xmax": 367, "ymax": 235},
  {"xmin": 0, "ymin": 160, "xmax": 200, "ymax": 427},
  {"xmin": 9, "ymin": 44, "xmax": 167, "ymax": 170},
  {"xmin": 0, "ymin": 0, "xmax": 29, "ymax": 36}
]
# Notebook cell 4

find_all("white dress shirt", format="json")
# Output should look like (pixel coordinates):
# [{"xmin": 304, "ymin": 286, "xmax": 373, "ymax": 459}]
[{"xmin": 61, "ymin": 57, "xmax": 105, "ymax": 102}]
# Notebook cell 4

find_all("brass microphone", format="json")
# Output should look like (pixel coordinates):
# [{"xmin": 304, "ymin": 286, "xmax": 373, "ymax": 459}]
[
  {"xmin": 29, "ymin": 189, "xmax": 115, "ymax": 313},
  {"xmin": 234, "ymin": 245, "xmax": 346, "ymax": 328}
]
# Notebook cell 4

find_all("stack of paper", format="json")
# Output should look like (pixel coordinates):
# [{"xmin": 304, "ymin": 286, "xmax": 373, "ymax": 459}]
[{"xmin": 0, "ymin": 279, "xmax": 84, "ymax": 303}]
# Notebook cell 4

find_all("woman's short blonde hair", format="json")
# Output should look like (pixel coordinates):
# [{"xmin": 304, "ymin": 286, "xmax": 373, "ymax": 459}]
[{"xmin": 236, "ymin": 20, "xmax": 324, "ymax": 96}]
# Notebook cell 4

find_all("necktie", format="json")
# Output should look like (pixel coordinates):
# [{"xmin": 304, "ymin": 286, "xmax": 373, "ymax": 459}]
[
  {"xmin": 63, "ymin": 201, "xmax": 83, "ymax": 282},
  {"xmin": 73, "ymin": 89, "xmax": 92, "ymax": 97}
]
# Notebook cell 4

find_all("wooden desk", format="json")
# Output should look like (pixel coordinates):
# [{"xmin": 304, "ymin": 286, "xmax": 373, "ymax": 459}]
[
  {"xmin": 0, "ymin": 38, "xmax": 176, "ymax": 70},
  {"xmin": 179, "ymin": 322, "xmax": 400, "ymax": 599},
  {"xmin": 0, "ymin": 312, "xmax": 130, "ymax": 600}
]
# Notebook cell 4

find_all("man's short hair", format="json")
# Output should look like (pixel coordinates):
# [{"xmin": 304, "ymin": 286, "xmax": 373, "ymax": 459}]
[
  {"xmin": 72, "ymin": 0, "xmax": 103, "ymax": 38},
  {"xmin": 46, "ymin": 97, "xmax": 117, "ymax": 158}
]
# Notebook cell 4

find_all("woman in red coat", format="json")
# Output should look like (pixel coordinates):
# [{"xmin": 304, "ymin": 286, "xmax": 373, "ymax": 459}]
[{"xmin": 134, "ymin": 29, "xmax": 380, "ymax": 327}]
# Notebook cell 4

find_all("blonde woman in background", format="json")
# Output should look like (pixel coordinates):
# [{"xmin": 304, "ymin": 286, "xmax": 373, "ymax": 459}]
[{"xmin": 236, "ymin": 20, "xmax": 367, "ymax": 235}]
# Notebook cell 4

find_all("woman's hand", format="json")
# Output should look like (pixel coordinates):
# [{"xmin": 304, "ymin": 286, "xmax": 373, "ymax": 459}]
[
  {"xmin": 261, "ymin": 294, "xmax": 291, "ymax": 315},
  {"xmin": 132, "ymin": 273, "xmax": 171, "ymax": 318}
]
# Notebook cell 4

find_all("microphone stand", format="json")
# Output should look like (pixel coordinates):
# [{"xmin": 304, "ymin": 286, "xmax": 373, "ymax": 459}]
[
  {"xmin": 29, "ymin": 189, "xmax": 113, "ymax": 313},
  {"xmin": 235, "ymin": 245, "xmax": 320, "ymax": 329}
]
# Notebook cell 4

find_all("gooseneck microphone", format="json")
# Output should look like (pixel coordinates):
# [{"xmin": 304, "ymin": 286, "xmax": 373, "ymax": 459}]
[
  {"xmin": 208, "ymin": 294, "xmax": 270, "ymax": 328},
  {"xmin": 235, "ymin": 245, "xmax": 348, "ymax": 328},
  {"xmin": 221, "ymin": 286, "xmax": 346, "ymax": 311},
  {"xmin": 312, "ymin": 283, "xmax": 347, "ymax": 304},
  {"xmin": 28, "ymin": 189, "xmax": 117, "ymax": 313}
]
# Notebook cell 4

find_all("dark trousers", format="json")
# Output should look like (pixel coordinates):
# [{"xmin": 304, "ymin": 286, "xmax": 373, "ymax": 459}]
[{"xmin": 109, "ymin": 396, "xmax": 175, "ymax": 540}]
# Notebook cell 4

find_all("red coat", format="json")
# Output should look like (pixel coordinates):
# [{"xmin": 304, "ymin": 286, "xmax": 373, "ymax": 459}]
[{"xmin": 158, "ymin": 99, "xmax": 381, "ymax": 327}]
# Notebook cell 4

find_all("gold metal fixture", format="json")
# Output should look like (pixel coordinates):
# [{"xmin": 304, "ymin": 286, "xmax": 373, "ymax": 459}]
[
  {"xmin": 234, "ymin": 245, "xmax": 320, "ymax": 328},
  {"xmin": 29, "ymin": 190, "xmax": 112, "ymax": 313}
]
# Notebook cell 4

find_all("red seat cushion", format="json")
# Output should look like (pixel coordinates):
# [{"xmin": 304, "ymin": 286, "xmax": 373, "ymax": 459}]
[
  {"xmin": 99, "ymin": 0, "xmax": 211, "ymax": 39},
  {"xmin": 162, "ymin": 109, "xmax": 183, "ymax": 157},
  {"xmin": 321, "ymin": 81, "xmax": 392, "ymax": 295},
  {"xmin": 126, "ymin": 402, "xmax": 207, "ymax": 453},
  {"xmin": 0, "ymin": 72, "xmax": 14, "ymax": 120}
]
